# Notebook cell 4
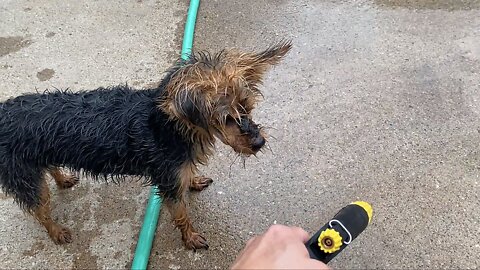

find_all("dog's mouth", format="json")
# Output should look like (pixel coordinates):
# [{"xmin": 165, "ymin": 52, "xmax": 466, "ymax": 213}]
[{"xmin": 214, "ymin": 116, "xmax": 266, "ymax": 156}]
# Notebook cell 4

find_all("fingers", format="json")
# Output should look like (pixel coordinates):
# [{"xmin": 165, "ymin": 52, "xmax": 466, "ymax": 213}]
[
  {"xmin": 244, "ymin": 236, "xmax": 258, "ymax": 249},
  {"xmin": 266, "ymin": 225, "xmax": 310, "ymax": 243},
  {"xmin": 290, "ymin": 226, "xmax": 310, "ymax": 243},
  {"xmin": 304, "ymin": 261, "xmax": 332, "ymax": 270}
]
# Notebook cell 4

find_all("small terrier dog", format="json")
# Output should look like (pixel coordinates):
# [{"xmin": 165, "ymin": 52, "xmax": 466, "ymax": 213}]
[{"xmin": 0, "ymin": 41, "xmax": 291, "ymax": 249}]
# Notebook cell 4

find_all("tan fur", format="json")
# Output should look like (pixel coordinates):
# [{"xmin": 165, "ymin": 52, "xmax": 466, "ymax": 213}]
[
  {"xmin": 166, "ymin": 161, "xmax": 209, "ymax": 250},
  {"xmin": 215, "ymin": 119, "xmax": 258, "ymax": 155},
  {"xmin": 48, "ymin": 167, "xmax": 79, "ymax": 189},
  {"xmin": 176, "ymin": 161, "xmax": 197, "ymax": 197},
  {"xmin": 33, "ymin": 173, "xmax": 73, "ymax": 244},
  {"xmin": 165, "ymin": 198, "xmax": 207, "ymax": 250},
  {"xmin": 189, "ymin": 176, "xmax": 213, "ymax": 191}
]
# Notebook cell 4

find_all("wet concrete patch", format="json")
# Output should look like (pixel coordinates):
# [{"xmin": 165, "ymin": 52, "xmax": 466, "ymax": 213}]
[
  {"xmin": 458, "ymin": 34, "xmax": 480, "ymax": 61},
  {"xmin": 37, "ymin": 68, "xmax": 55, "ymax": 81},
  {"xmin": 48, "ymin": 178, "xmax": 147, "ymax": 269},
  {"xmin": 22, "ymin": 241, "xmax": 46, "ymax": 257},
  {"xmin": 89, "ymin": 220, "xmax": 135, "ymax": 268},
  {"xmin": 0, "ymin": 36, "xmax": 32, "ymax": 57},
  {"xmin": 194, "ymin": 0, "xmax": 291, "ymax": 51},
  {"xmin": 46, "ymin": 32, "xmax": 56, "ymax": 38},
  {"xmin": 374, "ymin": 0, "xmax": 480, "ymax": 10}
]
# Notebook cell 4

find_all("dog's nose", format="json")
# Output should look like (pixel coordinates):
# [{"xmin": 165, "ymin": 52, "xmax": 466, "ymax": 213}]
[{"xmin": 251, "ymin": 136, "xmax": 266, "ymax": 150}]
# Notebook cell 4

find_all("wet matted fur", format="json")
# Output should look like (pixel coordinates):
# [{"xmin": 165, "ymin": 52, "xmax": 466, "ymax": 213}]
[{"xmin": 0, "ymin": 41, "xmax": 291, "ymax": 249}]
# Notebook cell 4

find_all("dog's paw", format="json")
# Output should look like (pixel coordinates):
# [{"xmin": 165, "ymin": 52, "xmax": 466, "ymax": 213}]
[
  {"xmin": 190, "ymin": 177, "xmax": 213, "ymax": 191},
  {"xmin": 50, "ymin": 226, "xmax": 73, "ymax": 245},
  {"xmin": 58, "ymin": 176, "xmax": 79, "ymax": 189},
  {"xmin": 184, "ymin": 232, "xmax": 209, "ymax": 250}
]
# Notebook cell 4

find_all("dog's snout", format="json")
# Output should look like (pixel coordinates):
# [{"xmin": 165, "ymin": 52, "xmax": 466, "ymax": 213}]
[
  {"xmin": 239, "ymin": 116, "xmax": 260, "ymax": 133},
  {"xmin": 239, "ymin": 117, "xmax": 250, "ymax": 133},
  {"xmin": 251, "ymin": 136, "xmax": 266, "ymax": 150},
  {"xmin": 236, "ymin": 116, "xmax": 265, "ymax": 152}
]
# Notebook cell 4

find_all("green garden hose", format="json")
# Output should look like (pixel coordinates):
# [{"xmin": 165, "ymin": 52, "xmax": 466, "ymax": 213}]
[{"xmin": 131, "ymin": 0, "xmax": 200, "ymax": 269}]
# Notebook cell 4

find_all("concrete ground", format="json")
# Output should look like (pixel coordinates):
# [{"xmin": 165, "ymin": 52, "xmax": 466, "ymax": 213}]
[{"xmin": 1, "ymin": 0, "xmax": 480, "ymax": 269}]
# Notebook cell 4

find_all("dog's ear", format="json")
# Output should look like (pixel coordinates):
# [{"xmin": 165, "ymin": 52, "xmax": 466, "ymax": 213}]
[
  {"xmin": 159, "ymin": 58, "xmax": 215, "ymax": 131},
  {"xmin": 254, "ymin": 40, "xmax": 292, "ymax": 67},
  {"xmin": 233, "ymin": 40, "xmax": 292, "ymax": 86},
  {"xmin": 172, "ymin": 87, "xmax": 211, "ymax": 130}
]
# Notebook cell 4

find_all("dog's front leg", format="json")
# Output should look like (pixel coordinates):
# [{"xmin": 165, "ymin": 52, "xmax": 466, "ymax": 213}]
[
  {"xmin": 165, "ymin": 197, "xmax": 209, "ymax": 250},
  {"xmin": 189, "ymin": 176, "xmax": 213, "ymax": 191}
]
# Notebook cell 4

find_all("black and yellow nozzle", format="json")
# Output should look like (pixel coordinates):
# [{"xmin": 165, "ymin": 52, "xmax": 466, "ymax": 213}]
[{"xmin": 305, "ymin": 201, "xmax": 373, "ymax": 264}]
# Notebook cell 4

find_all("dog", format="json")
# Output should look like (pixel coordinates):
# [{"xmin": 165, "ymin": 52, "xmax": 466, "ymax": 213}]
[{"xmin": 0, "ymin": 41, "xmax": 291, "ymax": 250}]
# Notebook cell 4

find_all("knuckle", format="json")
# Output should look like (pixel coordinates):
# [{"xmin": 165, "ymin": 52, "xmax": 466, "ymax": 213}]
[{"xmin": 266, "ymin": 224, "xmax": 284, "ymax": 235}]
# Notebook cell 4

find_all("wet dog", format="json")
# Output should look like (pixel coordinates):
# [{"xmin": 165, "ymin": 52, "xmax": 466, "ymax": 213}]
[{"xmin": 0, "ymin": 41, "xmax": 291, "ymax": 249}]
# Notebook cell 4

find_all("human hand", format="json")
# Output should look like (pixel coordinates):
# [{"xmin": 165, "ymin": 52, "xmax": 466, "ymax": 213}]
[{"xmin": 231, "ymin": 224, "xmax": 331, "ymax": 269}]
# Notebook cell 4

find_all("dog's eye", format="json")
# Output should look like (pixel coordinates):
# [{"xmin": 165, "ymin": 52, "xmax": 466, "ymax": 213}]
[
  {"xmin": 225, "ymin": 116, "xmax": 238, "ymax": 126},
  {"xmin": 239, "ymin": 99, "xmax": 253, "ymax": 114},
  {"xmin": 238, "ymin": 105, "xmax": 247, "ymax": 114}
]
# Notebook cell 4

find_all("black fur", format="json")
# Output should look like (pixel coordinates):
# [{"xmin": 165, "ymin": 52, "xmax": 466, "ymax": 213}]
[{"xmin": 0, "ymin": 76, "xmax": 192, "ymax": 210}]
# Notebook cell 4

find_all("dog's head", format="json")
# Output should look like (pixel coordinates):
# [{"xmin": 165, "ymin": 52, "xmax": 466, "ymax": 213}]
[{"xmin": 160, "ymin": 41, "xmax": 291, "ymax": 156}]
